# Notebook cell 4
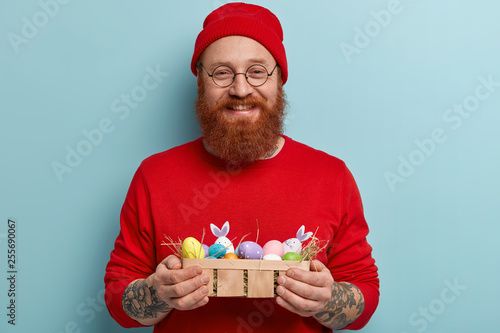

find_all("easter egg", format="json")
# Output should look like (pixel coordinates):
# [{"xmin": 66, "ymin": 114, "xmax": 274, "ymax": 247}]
[
  {"xmin": 223, "ymin": 252, "xmax": 239, "ymax": 259},
  {"xmin": 215, "ymin": 238, "xmax": 234, "ymax": 254},
  {"xmin": 263, "ymin": 254, "xmax": 282, "ymax": 261},
  {"xmin": 263, "ymin": 240, "xmax": 285, "ymax": 257},
  {"xmin": 182, "ymin": 237, "xmax": 204, "ymax": 258},
  {"xmin": 238, "ymin": 241, "xmax": 264, "ymax": 259},
  {"xmin": 209, "ymin": 244, "xmax": 227, "ymax": 258},
  {"xmin": 202, "ymin": 244, "xmax": 209, "ymax": 258},
  {"xmin": 283, "ymin": 252, "xmax": 302, "ymax": 261}
]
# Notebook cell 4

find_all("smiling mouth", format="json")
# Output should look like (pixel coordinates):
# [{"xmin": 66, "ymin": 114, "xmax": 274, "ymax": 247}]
[{"xmin": 228, "ymin": 105, "xmax": 254, "ymax": 111}]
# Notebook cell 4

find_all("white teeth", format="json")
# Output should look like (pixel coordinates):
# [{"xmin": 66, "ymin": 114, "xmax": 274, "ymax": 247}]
[{"xmin": 231, "ymin": 105, "xmax": 253, "ymax": 111}]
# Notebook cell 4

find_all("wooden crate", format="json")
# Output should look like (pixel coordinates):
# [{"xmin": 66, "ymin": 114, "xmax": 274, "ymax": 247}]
[{"xmin": 183, "ymin": 258, "xmax": 310, "ymax": 298}]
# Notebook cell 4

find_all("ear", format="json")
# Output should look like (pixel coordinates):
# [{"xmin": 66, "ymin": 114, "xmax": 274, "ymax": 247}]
[
  {"xmin": 195, "ymin": 61, "xmax": 203, "ymax": 88},
  {"xmin": 210, "ymin": 223, "xmax": 222, "ymax": 237},
  {"xmin": 296, "ymin": 225, "xmax": 305, "ymax": 238},
  {"xmin": 196, "ymin": 71, "xmax": 201, "ymax": 88},
  {"xmin": 297, "ymin": 225, "xmax": 312, "ymax": 242},
  {"xmin": 220, "ymin": 221, "xmax": 230, "ymax": 237},
  {"xmin": 300, "ymin": 231, "xmax": 313, "ymax": 242}
]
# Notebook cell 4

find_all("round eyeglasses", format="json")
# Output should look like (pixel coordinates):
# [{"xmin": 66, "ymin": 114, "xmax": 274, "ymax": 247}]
[{"xmin": 200, "ymin": 63, "xmax": 278, "ymax": 87}]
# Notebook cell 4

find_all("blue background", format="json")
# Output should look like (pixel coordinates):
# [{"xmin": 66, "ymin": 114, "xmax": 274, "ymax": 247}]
[{"xmin": 1, "ymin": 0, "xmax": 499, "ymax": 332}]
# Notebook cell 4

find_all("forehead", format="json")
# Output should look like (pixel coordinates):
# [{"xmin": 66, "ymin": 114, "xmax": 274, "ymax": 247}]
[{"xmin": 200, "ymin": 36, "xmax": 275, "ymax": 69}]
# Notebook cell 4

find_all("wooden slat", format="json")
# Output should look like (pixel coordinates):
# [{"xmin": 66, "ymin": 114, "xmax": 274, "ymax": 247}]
[
  {"xmin": 247, "ymin": 270, "xmax": 274, "ymax": 298},
  {"xmin": 181, "ymin": 258, "xmax": 310, "ymax": 298},
  {"xmin": 183, "ymin": 258, "xmax": 310, "ymax": 271},
  {"xmin": 203, "ymin": 268, "xmax": 215, "ymax": 296},
  {"xmin": 216, "ymin": 269, "xmax": 244, "ymax": 297}
]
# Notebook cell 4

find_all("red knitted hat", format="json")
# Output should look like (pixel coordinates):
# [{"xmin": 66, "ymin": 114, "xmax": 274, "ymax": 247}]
[{"xmin": 191, "ymin": 2, "xmax": 288, "ymax": 84}]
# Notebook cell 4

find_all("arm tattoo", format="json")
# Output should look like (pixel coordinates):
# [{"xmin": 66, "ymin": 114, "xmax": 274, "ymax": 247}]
[
  {"xmin": 314, "ymin": 282, "xmax": 365, "ymax": 329},
  {"xmin": 122, "ymin": 279, "xmax": 172, "ymax": 320}
]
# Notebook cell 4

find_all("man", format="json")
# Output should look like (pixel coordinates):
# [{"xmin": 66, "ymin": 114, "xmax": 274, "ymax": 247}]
[{"xmin": 105, "ymin": 3, "xmax": 379, "ymax": 332}]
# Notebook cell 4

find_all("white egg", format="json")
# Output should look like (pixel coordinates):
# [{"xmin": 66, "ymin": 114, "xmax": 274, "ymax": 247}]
[{"xmin": 263, "ymin": 254, "xmax": 282, "ymax": 261}]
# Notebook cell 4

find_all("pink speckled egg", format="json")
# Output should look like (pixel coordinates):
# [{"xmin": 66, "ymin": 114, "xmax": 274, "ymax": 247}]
[{"xmin": 263, "ymin": 240, "xmax": 285, "ymax": 258}]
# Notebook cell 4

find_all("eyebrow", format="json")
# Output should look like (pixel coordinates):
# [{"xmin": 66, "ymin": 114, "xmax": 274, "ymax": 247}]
[{"xmin": 206, "ymin": 58, "xmax": 271, "ymax": 70}]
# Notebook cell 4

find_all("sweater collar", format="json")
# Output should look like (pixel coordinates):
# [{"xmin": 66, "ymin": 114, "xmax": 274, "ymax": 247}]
[{"xmin": 195, "ymin": 135, "xmax": 292, "ymax": 169}]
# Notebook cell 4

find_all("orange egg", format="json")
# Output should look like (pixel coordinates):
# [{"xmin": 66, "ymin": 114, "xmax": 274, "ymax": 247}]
[{"xmin": 223, "ymin": 253, "xmax": 239, "ymax": 259}]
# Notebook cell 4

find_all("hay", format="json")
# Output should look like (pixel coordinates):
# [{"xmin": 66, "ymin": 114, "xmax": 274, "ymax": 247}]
[
  {"xmin": 300, "ymin": 228, "xmax": 329, "ymax": 261},
  {"xmin": 273, "ymin": 271, "xmax": 279, "ymax": 297},
  {"xmin": 161, "ymin": 229, "xmax": 207, "ymax": 258},
  {"xmin": 243, "ymin": 270, "xmax": 248, "ymax": 297},
  {"xmin": 213, "ymin": 270, "xmax": 217, "ymax": 295},
  {"xmin": 160, "ymin": 235, "xmax": 183, "ymax": 258}
]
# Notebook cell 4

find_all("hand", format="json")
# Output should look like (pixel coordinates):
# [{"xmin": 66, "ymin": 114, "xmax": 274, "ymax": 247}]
[
  {"xmin": 152, "ymin": 255, "xmax": 210, "ymax": 310},
  {"xmin": 275, "ymin": 259, "xmax": 334, "ymax": 317}
]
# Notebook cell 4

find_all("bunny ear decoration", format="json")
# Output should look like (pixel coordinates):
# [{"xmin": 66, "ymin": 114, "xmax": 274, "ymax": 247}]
[
  {"xmin": 296, "ymin": 225, "xmax": 313, "ymax": 242},
  {"xmin": 220, "ymin": 221, "xmax": 230, "ymax": 236},
  {"xmin": 210, "ymin": 221, "xmax": 230, "ymax": 237},
  {"xmin": 210, "ymin": 223, "xmax": 221, "ymax": 237}
]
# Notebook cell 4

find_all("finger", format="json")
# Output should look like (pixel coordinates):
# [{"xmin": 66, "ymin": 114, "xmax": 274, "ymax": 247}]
[
  {"xmin": 169, "ymin": 286, "xmax": 210, "ymax": 310},
  {"xmin": 275, "ymin": 289, "xmax": 319, "ymax": 316},
  {"xmin": 277, "ymin": 274, "xmax": 326, "ymax": 302},
  {"xmin": 161, "ymin": 270, "xmax": 210, "ymax": 299},
  {"xmin": 160, "ymin": 255, "xmax": 182, "ymax": 270},
  {"xmin": 309, "ymin": 259, "xmax": 326, "ymax": 273},
  {"xmin": 157, "ymin": 263, "xmax": 204, "ymax": 285},
  {"xmin": 275, "ymin": 294, "xmax": 302, "ymax": 315},
  {"xmin": 284, "ymin": 262, "xmax": 332, "ymax": 288}
]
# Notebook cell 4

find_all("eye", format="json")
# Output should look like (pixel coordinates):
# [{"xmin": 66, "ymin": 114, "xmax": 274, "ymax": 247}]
[
  {"xmin": 250, "ymin": 69, "xmax": 264, "ymax": 75},
  {"xmin": 213, "ymin": 66, "xmax": 233, "ymax": 78},
  {"xmin": 215, "ymin": 70, "xmax": 229, "ymax": 76},
  {"xmin": 247, "ymin": 65, "xmax": 267, "ymax": 78}
]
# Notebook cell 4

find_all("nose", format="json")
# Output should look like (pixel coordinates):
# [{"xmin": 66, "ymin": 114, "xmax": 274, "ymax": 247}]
[{"xmin": 229, "ymin": 73, "xmax": 253, "ymax": 98}]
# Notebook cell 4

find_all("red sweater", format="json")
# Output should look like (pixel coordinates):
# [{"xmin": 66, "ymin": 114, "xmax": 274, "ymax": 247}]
[{"xmin": 105, "ymin": 136, "xmax": 379, "ymax": 332}]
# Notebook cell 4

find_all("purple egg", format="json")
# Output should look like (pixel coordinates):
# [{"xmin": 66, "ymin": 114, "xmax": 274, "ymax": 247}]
[
  {"xmin": 238, "ymin": 241, "xmax": 264, "ymax": 259},
  {"xmin": 202, "ymin": 244, "xmax": 209, "ymax": 258}
]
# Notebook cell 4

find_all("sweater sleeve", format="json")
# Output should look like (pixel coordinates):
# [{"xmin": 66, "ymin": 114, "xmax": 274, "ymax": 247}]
[
  {"xmin": 328, "ymin": 165, "xmax": 379, "ymax": 330},
  {"xmin": 104, "ymin": 167, "xmax": 158, "ymax": 328}
]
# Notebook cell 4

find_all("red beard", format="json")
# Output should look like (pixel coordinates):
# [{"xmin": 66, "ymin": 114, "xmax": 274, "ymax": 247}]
[{"xmin": 195, "ymin": 84, "xmax": 287, "ymax": 166}]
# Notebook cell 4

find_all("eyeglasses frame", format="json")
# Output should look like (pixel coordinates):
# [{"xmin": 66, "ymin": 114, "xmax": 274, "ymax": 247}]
[{"xmin": 199, "ymin": 63, "xmax": 278, "ymax": 87}]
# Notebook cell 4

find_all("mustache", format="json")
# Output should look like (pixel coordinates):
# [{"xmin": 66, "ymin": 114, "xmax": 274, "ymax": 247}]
[{"xmin": 214, "ymin": 96, "xmax": 268, "ymax": 111}]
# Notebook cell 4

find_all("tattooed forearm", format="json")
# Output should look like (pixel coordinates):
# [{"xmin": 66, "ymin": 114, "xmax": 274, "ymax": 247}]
[
  {"xmin": 314, "ymin": 282, "xmax": 365, "ymax": 330},
  {"xmin": 122, "ymin": 279, "xmax": 172, "ymax": 321}
]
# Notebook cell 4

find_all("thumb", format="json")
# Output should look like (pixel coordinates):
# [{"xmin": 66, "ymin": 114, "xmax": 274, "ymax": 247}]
[
  {"xmin": 310, "ymin": 259, "xmax": 327, "ymax": 273},
  {"xmin": 162, "ymin": 255, "xmax": 182, "ymax": 270}
]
